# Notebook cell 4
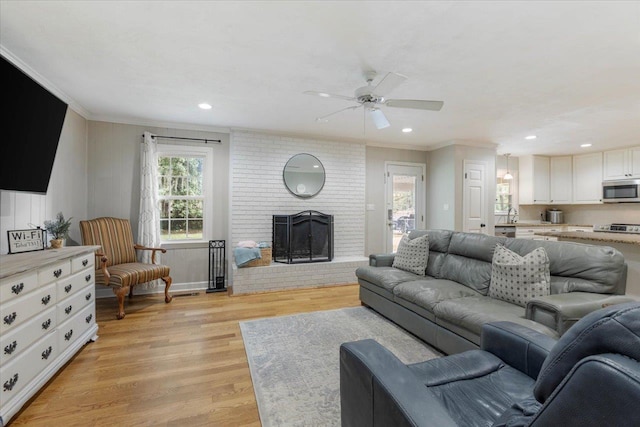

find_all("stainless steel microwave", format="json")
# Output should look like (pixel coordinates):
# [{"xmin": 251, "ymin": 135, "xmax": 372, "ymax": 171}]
[{"xmin": 602, "ymin": 179, "xmax": 640, "ymax": 203}]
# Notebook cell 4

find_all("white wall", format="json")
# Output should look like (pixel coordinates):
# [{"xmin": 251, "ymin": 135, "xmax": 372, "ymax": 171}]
[
  {"xmin": 0, "ymin": 108, "xmax": 88, "ymax": 254},
  {"xmin": 427, "ymin": 145, "xmax": 456, "ymax": 231},
  {"xmin": 426, "ymin": 144, "xmax": 497, "ymax": 233},
  {"xmin": 230, "ymin": 131, "xmax": 366, "ymax": 263},
  {"xmin": 87, "ymin": 121, "xmax": 230, "ymax": 289}
]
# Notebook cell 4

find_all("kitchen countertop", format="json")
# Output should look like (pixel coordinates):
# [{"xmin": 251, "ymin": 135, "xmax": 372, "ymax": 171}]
[
  {"xmin": 534, "ymin": 231, "xmax": 640, "ymax": 246},
  {"xmin": 496, "ymin": 223, "xmax": 592, "ymax": 228}
]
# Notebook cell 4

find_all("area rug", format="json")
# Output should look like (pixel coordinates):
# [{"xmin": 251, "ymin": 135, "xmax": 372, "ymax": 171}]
[{"xmin": 239, "ymin": 306, "xmax": 442, "ymax": 427}]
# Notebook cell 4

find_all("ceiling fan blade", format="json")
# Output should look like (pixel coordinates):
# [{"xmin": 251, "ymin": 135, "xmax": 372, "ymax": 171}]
[
  {"xmin": 316, "ymin": 105, "xmax": 360, "ymax": 122},
  {"xmin": 369, "ymin": 108, "xmax": 390, "ymax": 129},
  {"xmin": 304, "ymin": 91, "xmax": 356, "ymax": 101},
  {"xmin": 384, "ymin": 99, "xmax": 444, "ymax": 111},
  {"xmin": 373, "ymin": 72, "xmax": 407, "ymax": 97}
]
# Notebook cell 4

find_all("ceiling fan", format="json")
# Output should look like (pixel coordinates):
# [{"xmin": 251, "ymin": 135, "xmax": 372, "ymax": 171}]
[{"xmin": 304, "ymin": 71, "xmax": 443, "ymax": 130}]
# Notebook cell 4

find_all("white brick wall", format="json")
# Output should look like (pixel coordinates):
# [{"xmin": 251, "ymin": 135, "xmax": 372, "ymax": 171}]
[
  {"xmin": 230, "ymin": 131, "xmax": 366, "ymax": 261},
  {"xmin": 232, "ymin": 257, "xmax": 369, "ymax": 294}
]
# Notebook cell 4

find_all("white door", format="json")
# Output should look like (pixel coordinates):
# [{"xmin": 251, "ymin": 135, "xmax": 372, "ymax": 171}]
[
  {"xmin": 385, "ymin": 163, "xmax": 426, "ymax": 252},
  {"xmin": 463, "ymin": 160, "xmax": 487, "ymax": 233}
]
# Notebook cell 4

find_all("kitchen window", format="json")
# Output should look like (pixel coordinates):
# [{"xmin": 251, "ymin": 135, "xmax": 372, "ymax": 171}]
[{"xmin": 157, "ymin": 144, "xmax": 213, "ymax": 242}]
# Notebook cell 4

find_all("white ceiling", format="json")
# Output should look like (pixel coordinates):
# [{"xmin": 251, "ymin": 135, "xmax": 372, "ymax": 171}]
[{"xmin": 1, "ymin": 1, "xmax": 639, "ymax": 156}]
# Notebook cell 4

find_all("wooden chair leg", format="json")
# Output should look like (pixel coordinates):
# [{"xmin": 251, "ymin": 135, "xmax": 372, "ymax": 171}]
[
  {"xmin": 129, "ymin": 285, "xmax": 134, "ymax": 298},
  {"xmin": 112, "ymin": 286, "xmax": 129, "ymax": 320},
  {"xmin": 162, "ymin": 276, "xmax": 173, "ymax": 303}
]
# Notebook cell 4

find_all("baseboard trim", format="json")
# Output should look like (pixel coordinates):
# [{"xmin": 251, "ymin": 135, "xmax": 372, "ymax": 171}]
[{"xmin": 95, "ymin": 281, "xmax": 210, "ymax": 299}]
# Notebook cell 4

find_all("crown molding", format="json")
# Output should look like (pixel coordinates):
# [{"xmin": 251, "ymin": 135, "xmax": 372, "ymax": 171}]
[
  {"xmin": 0, "ymin": 45, "xmax": 92, "ymax": 119},
  {"xmin": 89, "ymin": 115, "xmax": 231, "ymax": 134}
]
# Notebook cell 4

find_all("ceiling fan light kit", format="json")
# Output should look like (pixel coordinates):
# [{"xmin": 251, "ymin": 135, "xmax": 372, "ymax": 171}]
[{"xmin": 305, "ymin": 71, "xmax": 444, "ymax": 131}]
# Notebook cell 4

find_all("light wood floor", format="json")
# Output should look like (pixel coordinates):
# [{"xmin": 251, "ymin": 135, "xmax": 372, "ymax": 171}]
[{"xmin": 8, "ymin": 284, "xmax": 361, "ymax": 426}]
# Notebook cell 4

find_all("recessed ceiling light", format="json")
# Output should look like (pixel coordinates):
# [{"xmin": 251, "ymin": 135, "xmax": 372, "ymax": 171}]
[
  {"xmin": 525, "ymin": 135, "xmax": 537, "ymax": 140},
  {"xmin": 580, "ymin": 143, "xmax": 592, "ymax": 148},
  {"xmin": 318, "ymin": 93, "xmax": 330, "ymax": 98},
  {"xmin": 402, "ymin": 128, "xmax": 412, "ymax": 133},
  {"xmin": 198, "ymin": 103, "xmax": 212, "ymax": 110}
]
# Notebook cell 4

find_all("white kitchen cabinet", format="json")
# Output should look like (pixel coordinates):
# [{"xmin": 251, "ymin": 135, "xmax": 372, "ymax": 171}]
[
  {"xmin": 549, "ymin": 156, "xmax": 572, "ymax": 204},
  {"xmin": 567, "ymin": 226, "xmax": 594, "ymax": 232},
  {"xmin": 573, "ymin": 152, "xmax": 603, "ymax": 204},
  {"xmin": 519, "ymin": 155, "xmax": 550, "ymax": 204},
  {"xmin": 0, "ymin": 246, "xmax": 99, "ymax": 426},
  {"xmin": 515, "ymin": 225, "xmax": 563, "ymax": 241},
  {"xmin": 603, "ymin": 146, "xmax": 640, "ymax": 180}
]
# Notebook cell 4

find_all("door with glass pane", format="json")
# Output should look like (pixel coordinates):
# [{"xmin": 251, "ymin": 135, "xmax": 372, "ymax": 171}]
[{"xmin": 385, "ymin": 163, "xmax": 426, "ymax": 252}]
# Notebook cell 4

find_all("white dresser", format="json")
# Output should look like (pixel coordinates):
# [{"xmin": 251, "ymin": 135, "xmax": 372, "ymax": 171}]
[{"xmin": 0, "ymin": 246, "xmax": 99, "ymax": 426}]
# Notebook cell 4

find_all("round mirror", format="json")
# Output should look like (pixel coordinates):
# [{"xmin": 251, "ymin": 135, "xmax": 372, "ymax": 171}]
[{"xmin": 283, "ymin": 153, "xmax": 325, "ymax": 198}]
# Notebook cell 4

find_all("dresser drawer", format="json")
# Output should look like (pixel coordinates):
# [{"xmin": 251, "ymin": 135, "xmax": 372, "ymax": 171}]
[
  {"xmin": 38, "ymin": 260, "xmax": 71, "ymax": 285},
  {"xmin": 58, "ymin": 303, "xmax": 95, "ymax": 354},
  {"xmin": 72, "ymin": 253, "xmax": 95, "ymax": 273},
  {"xmin": 0, "ymin": 307, "xmax": 56, "ymax": 366},
  {"xmin": 57, "ymin": 283, "xmax": 94, "ymax": 324},
  {"xmin": 1, "ymin": 283, "xmax": 56, "ymax": 335},
  {"xmin": 0, "ymin": 331, "xmax": 57, "ymax": 402},
  {"xmin": 57, "ymin": 270, "xmax": 95, "ymax": 302},
  {"xmin": 0, "ymin": 272, "xmax": 38, "ymax": 305}
]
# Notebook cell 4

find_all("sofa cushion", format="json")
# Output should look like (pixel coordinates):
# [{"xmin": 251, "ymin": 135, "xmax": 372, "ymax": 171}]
[
  {"xmin": 489, "ymin": 245, "xmax": 550, "ymax": 307},
  {"xmin": 440, "ymin": 254, "xmax": 493, "ymax": 295},
  {"xmin": 355, "ymin": 266, "xmax": 422, "ymax": 292},
  {"xmin": 407, "ymin": 350, "xmax": 536, "ymax": 427},
  {"xmin": 434, "ymin": 296, "xmax": 558, "ymax": 338},
  {"xmin": 394, "ymin": 279, "xmax": 482, "ymax": 312},
  {"xmin": 392, "ymin": 233, "xmax": 429, "ymax": 275},
  {"xmin": 409, "ymin": 229, "xmax": 453, "ymax": 278},
  {"xmin": 503, "ymin": 238, "xmax": 626, "ymax": 294}
]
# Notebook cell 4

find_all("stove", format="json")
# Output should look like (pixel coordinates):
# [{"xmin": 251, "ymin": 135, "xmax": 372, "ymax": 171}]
[{"xmin": 593, "ymin": 223, "xmax": 640, "ymax": 234}]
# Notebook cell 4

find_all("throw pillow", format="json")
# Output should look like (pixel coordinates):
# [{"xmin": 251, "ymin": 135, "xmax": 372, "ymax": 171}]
[
  {"xmin": 392, "ymin": 234, "xmax": 429, "ymax": 276},
  {"xmin": 489, "ymin": 244, "xmax": 550, "ymax": 307}
]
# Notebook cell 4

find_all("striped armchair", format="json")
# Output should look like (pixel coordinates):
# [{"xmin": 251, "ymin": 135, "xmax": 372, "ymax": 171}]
[{"xmin": 79, "ymin": 217, "xmax": 172, "ymax": 319}]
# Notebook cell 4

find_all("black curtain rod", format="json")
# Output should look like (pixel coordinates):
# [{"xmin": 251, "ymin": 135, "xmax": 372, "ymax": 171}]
[{"xmin": 142, "ymin": 134, "xmax": 221, "ymax": 144}]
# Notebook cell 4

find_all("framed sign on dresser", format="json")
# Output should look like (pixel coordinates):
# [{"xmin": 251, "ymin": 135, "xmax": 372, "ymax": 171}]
[{"xmin": 0, "ymin": 246, "xmax": 100, "ymax": 426}]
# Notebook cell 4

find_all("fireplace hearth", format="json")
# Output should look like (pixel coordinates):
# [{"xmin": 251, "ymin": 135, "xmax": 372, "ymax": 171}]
[{"xmin": 273, "ymin": 210, "xmax": 333, "ymax": 264}]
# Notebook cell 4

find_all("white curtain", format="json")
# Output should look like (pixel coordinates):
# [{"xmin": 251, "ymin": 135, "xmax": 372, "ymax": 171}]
[{"xmin": 138, "ymin": 132, "xmax": 162, "ymax": 276}]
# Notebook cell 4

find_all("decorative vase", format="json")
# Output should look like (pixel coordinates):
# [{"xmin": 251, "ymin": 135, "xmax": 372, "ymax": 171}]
[{"xmin": 50, "ymin": 239, "xmax": 63, "ymax": 249}]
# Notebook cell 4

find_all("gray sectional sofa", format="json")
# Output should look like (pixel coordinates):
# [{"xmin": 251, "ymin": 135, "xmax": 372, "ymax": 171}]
[{"xmin": 356, "ymin": 229, "xmax": 632, "ymax": 355}]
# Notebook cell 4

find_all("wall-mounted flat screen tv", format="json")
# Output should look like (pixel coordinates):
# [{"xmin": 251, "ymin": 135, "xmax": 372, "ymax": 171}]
[{"xmin": 1, "ymin": 55, "xmax": 68, "ymax": 194}]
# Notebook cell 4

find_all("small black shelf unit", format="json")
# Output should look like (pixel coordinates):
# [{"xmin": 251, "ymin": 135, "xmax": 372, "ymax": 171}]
[
  {"xmin": 272, "ymin": 210, "xmax": 333, "ymax": 264},
  {"xmin": 207, "ymin": 240, "xmax": 226, "ymax": 293}
]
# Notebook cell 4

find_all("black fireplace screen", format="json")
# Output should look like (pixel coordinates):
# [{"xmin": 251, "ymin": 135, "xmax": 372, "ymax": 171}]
[{"xmin": 273, "ymin": 210, "xmax": 333, "ymax": 264}]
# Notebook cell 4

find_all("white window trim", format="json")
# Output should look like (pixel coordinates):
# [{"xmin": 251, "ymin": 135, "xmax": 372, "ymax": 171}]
[{"xmin": 156, "ymin": 143, "xmax": 214, "ymax": 246}]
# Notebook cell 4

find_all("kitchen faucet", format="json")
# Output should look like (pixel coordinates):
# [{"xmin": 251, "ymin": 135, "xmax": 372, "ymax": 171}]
[{"xmin": 506, "ymin": 207, "xmax": 517, "ymax": 224}]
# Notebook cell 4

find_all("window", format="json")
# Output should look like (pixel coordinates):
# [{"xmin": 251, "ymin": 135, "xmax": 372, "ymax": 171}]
[{"xmin": 157, "ymin": 144, "xmax": 213, "ymax": 242}]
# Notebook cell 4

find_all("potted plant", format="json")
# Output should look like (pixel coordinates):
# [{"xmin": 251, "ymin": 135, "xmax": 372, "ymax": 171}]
[{"xmin": 44, "ymin": 212, "xmax": 73, "ymax": 248}]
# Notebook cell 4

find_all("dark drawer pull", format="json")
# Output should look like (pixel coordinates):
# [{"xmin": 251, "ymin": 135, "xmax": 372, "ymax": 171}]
[
  {"xmin": 53, "ymin": 269, "xmax": 63, "ymax": 278},
  {"xmin": 42, "ymin": 295, "xmax": 51, "ymax": 305},
  {"xmin": 42, "ymin": 346, "xmax": 52, "ymax": 360},
  {"xmin": 3, "ymin": 373, "xmax": 18, "ymax": 391},
  {"xmin": 42, "ymin": 318, "xmax": 52, "ymax": 330},
  {"xmin": 82, "ymin": 259, "xmax": 89, "ymax": 267},
  {"xmin": 65, "ymin": 284, "xmax": 73, "ymax": 293},
  {"xmin": 11, "ymin": 283, "xmax": 24, "ymax": 295},
  {"xmin": 85, "ymin": 293, "xmax": 92, "ymax": 301},
  {"xmin": 85, "ymin": 274, "xmax": 92, "ymax": 282},
  {"xmin": 86, "ymin": 314, "xmax": 93, "ymax": 323},
  {"xmin": 3, "ymin": 312, "xmax": 17, "ymax": 326},
  {"xmin": 4, "ymin": 341, "xmax": 17, "ymax": 355},
  {"xmin": 65, "ymin": 305, "xmax": 73, "ymax": 315},
  {"xmin": 64, "ymin": 330, "xmax": 73, "ymax": 341}
]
